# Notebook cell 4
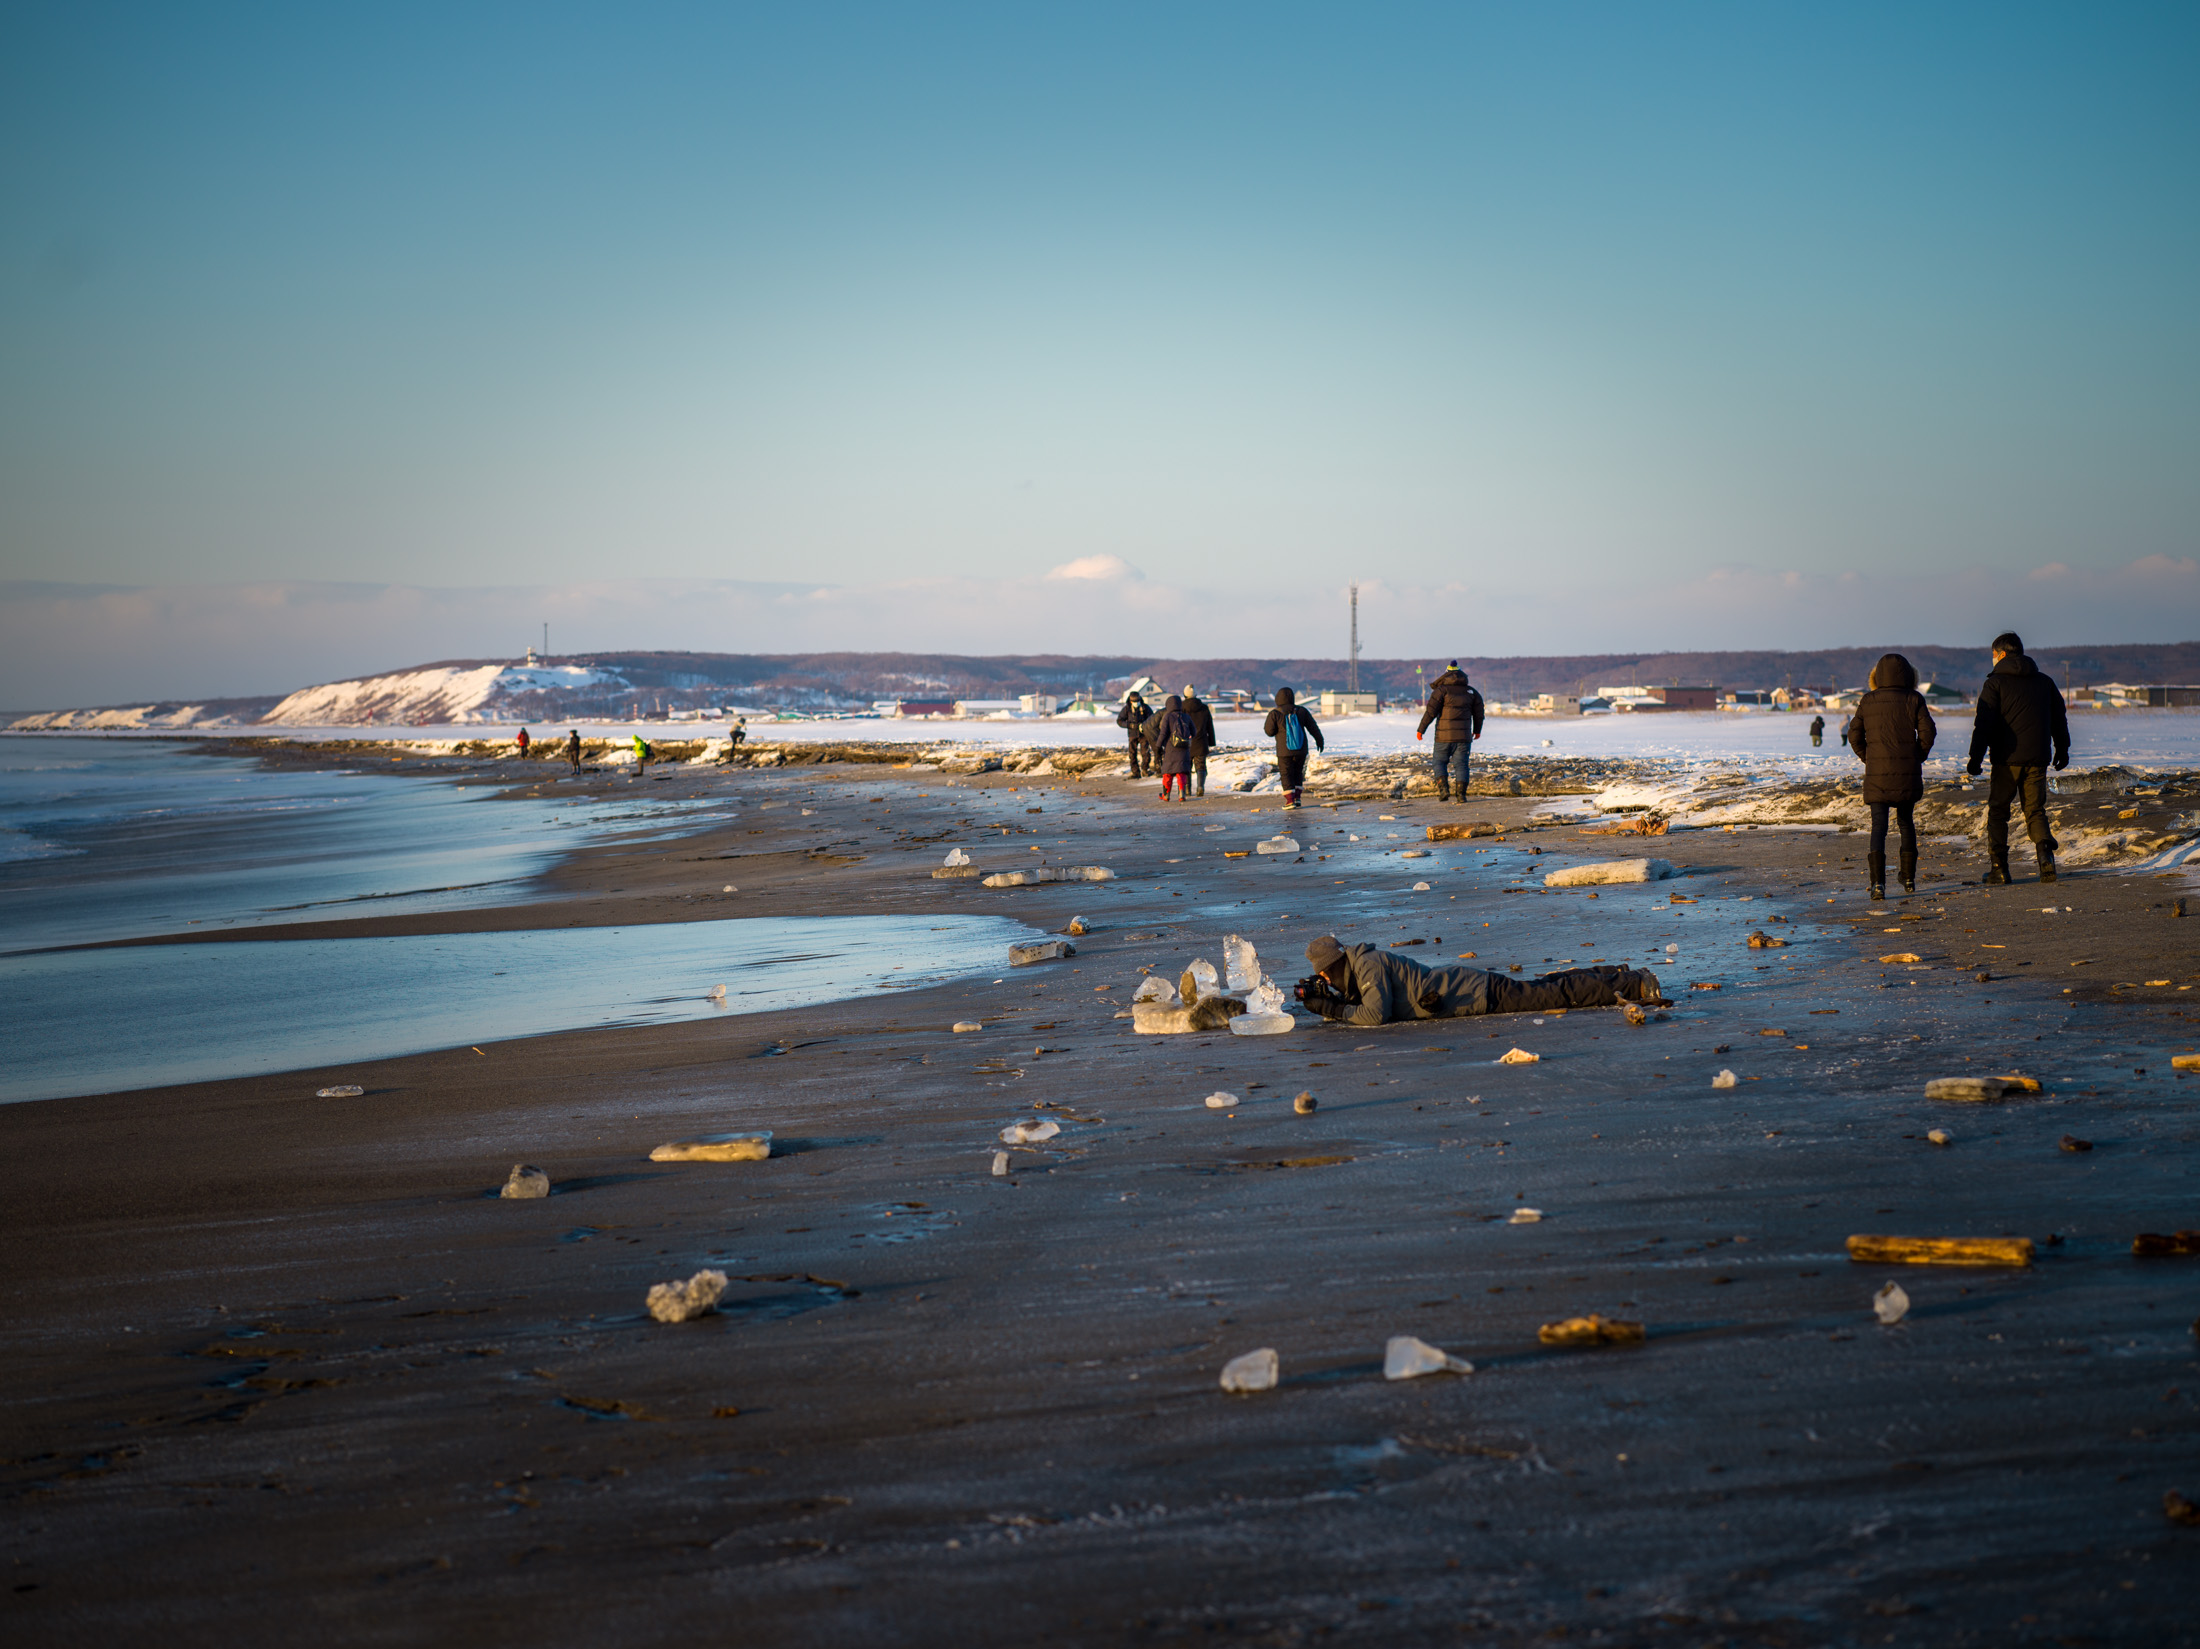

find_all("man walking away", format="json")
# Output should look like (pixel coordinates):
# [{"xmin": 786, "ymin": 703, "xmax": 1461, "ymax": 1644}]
[
  {"xmin": 1153, "ymin": 694, "xmax": 1195, "ymax": 801},
  {"xmin": 1116, "ymin": 691, "xmax": 1152, "ymax": 779},
  {"xmin": 1414, "ymin": 661, "xmax": 1485, "ymax": 801},
  {"xmin": 565, "ymin": 729, "xmax": 582, "ymax": 776},
  {"xmin": 1181, "ymin": 684, "xmax": 1217, "ymax": 798},
  {"xmin": 516, "ymin": 727, "xmax": 531, "ymax": 758},
  {"xmin": 1809, "ymin": 714, "xmax": 1825, "ymax": 748},
  {"xmin": 633, "ymin": 732, "xmax": 652, "ymax": 779},
  {"xmin": 1847, "ymin": 653, "xmax": 1936, "ymax": 898},
  {"xmin": 1967, "ymin": 631, "xmax": 2070, "ymax": 884},
  {"xmin": 1264, "ymin": 688, "xmax": 1324, "ymax": 809}
]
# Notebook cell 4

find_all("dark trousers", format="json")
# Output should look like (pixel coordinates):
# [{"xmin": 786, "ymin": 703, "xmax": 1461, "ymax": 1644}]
[
  {"xmin": 1986, "ymin": 763, "xmax": 2055, "ymax": 853},
  {"xmin": 1868, "ymin": 801, "xmax": 1916, "ymax": 858},
  {"xmin": 1485, "ymin": 965, "xmax": 1637, "ymax": 1013},
  {"xmin": 1432, "ymin": 740, "xmax": 1470, "ymax": 791},
  {"xmin": 1277, "ymin": 750, "xmax": 1307, "ymax": 796},
  {"xmin": 1191, "ymin": 751, "xmax": 1207, "ymax": 793},
  {"xmin": 1125, "ymin": 734, "xmax": 1147, "ymax": 777}
]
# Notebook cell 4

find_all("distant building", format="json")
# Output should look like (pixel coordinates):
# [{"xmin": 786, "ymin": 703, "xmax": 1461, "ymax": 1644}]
[
  {"xmin": 1530, "ymin": 693, "xmax": 1584, "ymax": 715},
  {"xmin": 884, "ymin": 699, "xmax": 956, "ymax": 718},
  {"xmin": 953, "ymin": 699, "xmax": 1022, "ymax": 718},
  {"xmin": 1723, "ymin": 689, "xmax": 1777, "ymax": 708},
  {"xmin": 1018, "ymin": 694, "xmax": 1058, "ymax": 716},
  {"xmin": 1319, "ymin": 690, "xmax": 1380, "ymax": 717},
  {"xmin": 1620, "ymin": 686, "xmax": 1720, "ymax": 712}
]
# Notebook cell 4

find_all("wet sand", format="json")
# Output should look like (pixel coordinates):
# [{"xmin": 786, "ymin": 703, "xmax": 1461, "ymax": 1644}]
[{"xmin": 5, "ymin": 754, "xmax": 2199, "ymax": 1646}]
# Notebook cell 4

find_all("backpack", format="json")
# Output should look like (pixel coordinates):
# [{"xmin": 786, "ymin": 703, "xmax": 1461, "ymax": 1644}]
[{"xmin": 1283, "ymin": 710, "xmax": 1306, "ymax": 752}]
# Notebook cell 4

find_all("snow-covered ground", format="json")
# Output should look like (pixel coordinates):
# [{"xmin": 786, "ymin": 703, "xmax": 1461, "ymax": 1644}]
[{"xmin": 262, "ymin": 663, "xmax": 624, "ymax": 725}]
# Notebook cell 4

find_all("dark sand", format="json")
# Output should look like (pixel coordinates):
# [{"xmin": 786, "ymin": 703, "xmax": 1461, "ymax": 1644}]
[{"xmin": 6, "ymin": 754, "xmax": 2199, "ymax": 1646}]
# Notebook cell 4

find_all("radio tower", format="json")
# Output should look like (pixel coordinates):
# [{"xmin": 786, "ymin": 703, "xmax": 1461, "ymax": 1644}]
[{"xmin": 1348, "ymin": 583, "xmax": 1360, "ymax": 694}]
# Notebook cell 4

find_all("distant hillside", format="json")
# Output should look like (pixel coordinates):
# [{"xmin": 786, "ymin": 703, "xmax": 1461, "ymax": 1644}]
[{"xmin": 12, "ymin": 642, "xmax": 2195, "ymax": 728}]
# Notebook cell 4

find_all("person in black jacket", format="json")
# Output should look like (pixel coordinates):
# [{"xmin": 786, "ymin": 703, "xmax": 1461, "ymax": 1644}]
[
  {"xmin": 565, "ymin": 729, "xmax": 583, "ymax": 775},
  {"xmin": 1967, "ymin": 631, "xmax": 2071, "ymax": 884},
  {"xmin": 1263, "ymin": 688, "xmax": 1323, "ymax": 808},
  {"xmin": 1116, "ymin": 691, "xmax": 1152, "ymax": 779},
  {"xmin": 1151, "ymin": 694, "xmax": 1195, "ymax": 801},
  {"xmin": 1809, "ymin": 714, "xmax": 1825, "ymax": 748},
  {"xmin": 1846, "ymin": 653, "xmax": 1937, "ymax": 898},
  {"xmin": 1414, "ymin": 662, "xmax": 1486, "ymax": 800},
  {"xmin": 1295, "ymin": 934, "xmax": 1662, "ymax": 1024},
  {"xmin": 1179, "ymin": 684, "xmax": 1217, "ymax": 797}
]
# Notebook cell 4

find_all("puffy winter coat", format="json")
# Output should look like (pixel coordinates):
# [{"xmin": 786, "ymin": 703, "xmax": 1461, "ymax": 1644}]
[
  {"xmin": 1968, "ymin": 653, "xmax": 2070, "ymax": 769},
  {"xmin": 1847, "ymin": 654, "xmax": 1937, "ymax": 805},
  {"xmin": 1303, "ymin": 943, "xmax": 1492, "ymax": 1025},
  {"xmin": 1117, "ymin": 696, "xmax": 1151, "ymax": 737},
  {"xmin": 1180, "ymin": 694, "xmax": 1217, "ymax": 758},
  {"xmin": 1262, "ymin": 688, "xmax": 1324, "ymax": 765},
  {"xmin": 1151, "ymin": 697, "xmax": 1194, "ymax": 775},
  {"xmin": 1416, "ymin": 669, "xmax": 1485, "ymax": 743}
]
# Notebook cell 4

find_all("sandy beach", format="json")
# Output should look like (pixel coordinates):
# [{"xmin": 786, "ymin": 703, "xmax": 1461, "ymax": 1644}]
[{"xmin": 5, "ymin": 743, "xmax": 2198, "ymax": 1645}]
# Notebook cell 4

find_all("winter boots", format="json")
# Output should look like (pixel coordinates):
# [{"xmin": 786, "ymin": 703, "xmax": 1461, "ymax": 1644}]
[
  {"xmin": 1898, "ymin": 847, "xmax": 1917, "ymax": 896},
  {"xmin": 2037, "ymin": 846, "xmax": 2057, "ymax": 884},
  {"xmin": 1867, "ymin": 852, "xmax": 1885, "ymax": 901},
  {"xmin": 1984, "ymin": 850, "xmax": 2011, "ymax": 886},
  {"xmin": 1435, "ymin": 780, "xmax": 1452, "ymax": 803}
]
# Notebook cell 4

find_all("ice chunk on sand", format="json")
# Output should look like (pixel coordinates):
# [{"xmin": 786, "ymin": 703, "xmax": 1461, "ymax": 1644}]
[
  {"xmin": 1874, "ymin": 1281, "xmax": 1910, "ymax": 1324},
  {"xmin": 647, "ymin": 1270, "xmax": 728, "ymax": 1324},
  {"xmin": 1132, "ymin": 975, "xmax": 1177, "ymax": 1005},
  {"xmin": 1204, "ymin": 1091, "xmax": 1238, "ymax": 1109},
  {"xmin": 1224, "ymin": 934, "xmax": 1261, "ymax": 993},
  {"xmin": 1010, "ymin": 939, "xmax": 1075, "ymax": 966},
  {"xmin": 1183, "ymin": 958, "xmax": 1220, "ymax": 1001},
  {"xmin": 1412, "ymin": 881, "xmax": 1432, "ymax": 891},
  {"xmin": 1384, "ymin": 1335, "xmax": 1473, "ymax": 1380},
  {"xmin": 1544, "ymin": 858, "xmax": 1677, "ymax": 887},
  {"xmin": 1712, "ymin": 1069, "xmax": 1738, "ymax": 1088},
  {"xmin": 944, "ymin": 847, "xmax": 970, "ymax": 866},
  {"xmin": 1255, "ymin": 836, "xmax": 1299, "ymax": 854},
  {"xmin": 707, "ymin": 983, "xmax": 726, "ymax": 999},
  {"xmin": 501, "ymin": 1164, "xmax": 550, "ymax": 1199},
  {"xmin": 650, "ymin": 1132, "xmax": 772, "ymax": 1162},
  {"xmin": 1219, "ymin": 1348, "xmax": 1278, "ymax": 1393},
  {"xmin": 999, "ymin": 1118, "xmax": 1061, "ymax": 1144},
  {"xmin": 1508, "ymin": 1207, "xmax": 1543, "ymax": 1224},
  {"xmin": 981, "ymin": 865, "xmax": 1115, "ymax": 886},
  {"xmin": 1498, "ymin": 1048, "xmax": 1539, "ymax": 1064},
  {"xmin": 316, "ymin": 1084, "xmax": 365, "ymax": 1098},
  {"xmin": 953, "ymin": 1021, "xmax": 983, "ymax": 1033},
  {"xmin": 991, "ymin": 1151, "xmax": 1010, "ymax": 1176},
  {"xmin": 1229, "ymin": 1013, "xmax": 1295, "ymax": 1036}
]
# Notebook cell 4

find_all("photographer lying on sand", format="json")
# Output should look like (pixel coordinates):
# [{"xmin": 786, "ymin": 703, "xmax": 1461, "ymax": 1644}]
[{"xmin": 1294, "ymin": 935, "xmax": 1664, "ymax": 1027}]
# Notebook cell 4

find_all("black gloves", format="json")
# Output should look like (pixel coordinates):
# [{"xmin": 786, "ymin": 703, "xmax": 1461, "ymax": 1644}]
[
  {"xmin": 2052, "ymin": 754, "xmax": 2068, "ymax": 770},
  {"xmin": 1966, "ymin": 762, "xmax": 1982, "ymax": 777}
]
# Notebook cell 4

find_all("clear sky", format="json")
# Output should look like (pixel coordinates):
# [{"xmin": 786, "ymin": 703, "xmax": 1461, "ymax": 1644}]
[{"xmin": 2, "ymin": 3, "xmax": 2196, "ymax": 700}]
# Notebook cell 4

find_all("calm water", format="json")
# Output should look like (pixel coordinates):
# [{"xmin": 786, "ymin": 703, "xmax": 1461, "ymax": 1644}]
[
  {"xmin": 0, "ymin": 736, "xmax": 735, "ymax": 952},
  {"xmin": 1, "ymin": 914, "xmax": 1033, "ymax": 1103}
]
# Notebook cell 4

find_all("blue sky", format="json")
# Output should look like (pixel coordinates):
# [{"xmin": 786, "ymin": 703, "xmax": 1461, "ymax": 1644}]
[{"xmin": 3, "ymin": 3, "xmax": 2196, "ymax": 699}]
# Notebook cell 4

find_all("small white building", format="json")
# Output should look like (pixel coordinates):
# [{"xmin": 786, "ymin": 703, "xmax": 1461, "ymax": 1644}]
[
  {"xmin": 1018, "ymin": 693, "xmax": 1058, "ymax": 716},
  {"xmin": 1319, "ymin": 690, "xmax": 1380, "ymax": 717},
  {"xmin": 1531, "ymin": 693, "xmax": 1584, "ymax": 714},
  {"xmin": 953, "ymin": 699, "xmax": 1023, "ymax": 718}
]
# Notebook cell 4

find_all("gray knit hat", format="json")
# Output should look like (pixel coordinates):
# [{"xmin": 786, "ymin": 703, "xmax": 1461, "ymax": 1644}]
[{"xmin": 1306, "ymin": 935, "xmax": 1346, "ymax": 972}]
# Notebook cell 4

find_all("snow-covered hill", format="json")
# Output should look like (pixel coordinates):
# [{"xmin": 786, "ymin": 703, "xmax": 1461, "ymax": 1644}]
[
  {"xmin": 9, "ymin": 698, "xmax": 280, "ymax": 730},
  {"xmin": 262, "ymin": 663, "xmax": 627, "ymax": 725}
]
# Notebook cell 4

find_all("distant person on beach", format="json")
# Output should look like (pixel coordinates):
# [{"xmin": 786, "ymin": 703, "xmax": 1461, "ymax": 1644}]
[
  {"xmin": 1180, "ymin": 685, "xmax": 1217, "ymax": 798},
  {"xmin": 565, "ymin": 730, "xmax": 582, "ymax": 774},
  {"xmin": 1294, "ymin": 934, "xmax": 1662, "ymax": 1025},
  {"xmin": 1116, "ymin": 691, "xmax": 1152, "ymax": 779},
  {"xmin": 1414, "ymin": 661, "xmax": 1485, "ymax": 801},
  {"xmin": 1846, "ymin": 653, "xmax": 1937, "ymax": 899},
  {"xmin": 1838, "ymin": 716, "xmax": 1854, "ymax": 751},
  {"xmin": 1809, "ymin": 714, "xmax": 1825, "ymax": 748},
  {"xmin": 1151, "ymin": 694, "xmax": 1196, "ymax": 801},
  {"xmin": 516, "ymin": 727, "xmax": 531, "ymax": 757},
  {"xmin": 1968, "ymin": 630, "xmax": 2071, "ymax": 885},
  {"xmin": 632, "ymin": 733, "xmax": 652, "ymax": 778},
  {"xmin": 721, "ymin": 717, "xmax": 747, "ymax": 763},
  {"xmin": 1264, "ymin": 688, "xmax": 1324, "ymax": 809}
]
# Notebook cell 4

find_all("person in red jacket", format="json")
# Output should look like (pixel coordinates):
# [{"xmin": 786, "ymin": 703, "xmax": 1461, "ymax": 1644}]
[{"xmin": 516, "ymin": 727, "xmax": 531, "ymax": 757}]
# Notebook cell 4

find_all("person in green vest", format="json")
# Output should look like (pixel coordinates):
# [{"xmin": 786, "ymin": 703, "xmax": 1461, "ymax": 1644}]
[{"xmin": 632, "ymin": 733, "xmax": 652, "ymax": 778}]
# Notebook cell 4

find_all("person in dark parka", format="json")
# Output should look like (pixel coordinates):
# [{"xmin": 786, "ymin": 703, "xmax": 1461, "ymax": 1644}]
[
  {"xmin": 565, "ymin": 729, "xmax": 583, "ymax": 775},
  {"xmin": 1151, "ymin": 694, "xmax": 1195, "ymax": 801},
  {"xmin": 1295, "ymin": 935, "xmax": 1662, "ymax": 1024},
  {"xmin": 1809, "ymin": 714, "xmax": 1825, "ymax": 748},
  {"xmin": 1966, "ymin": 631, "xmax": 2071, "ymax": 884},
  {"xmin": 1263, "ymin": 688, "xmax": 1324, "ymax": 808},
  {"xmin": 1179, "ymin": 684, "xmax": 1217, "ymax": 797},
  {"xmin": 1415, "ymin": 662, "xmax": 1486, "ymax": 800},
  {"xmin": 1846, "ymin": 652, "xmax": 1937, "ymax": 898},
  {"xmin": 1116, "ymin": 691, "xmax": 1152, "ymax": 779}
]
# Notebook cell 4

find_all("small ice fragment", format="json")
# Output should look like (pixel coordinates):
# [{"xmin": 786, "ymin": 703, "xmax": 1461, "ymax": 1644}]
[
  {"xmin": 1230, "ymin": 1013, "xmax": 1294, "ymax": 1036},
  {"xmin": 1246, "ymin": 978, "xmax": 1287, "ymax": 1016},
  {"xmin": 316, "ymin": 1084, "xmax": 365, "ymax": 1099},
  {"xmin": 1498, "ymin": 1048, "xmax": 1539, "ymax": 1064},
  {"xmin": 1412, "ymin": 881, "xmax": 1432, "ymax": 891},
  {"xmin": 650, "ymin": 1132, "xmax": 772, "ymax": 1162},
  {"xmin": 1224, "ymin": 934, "xmax": 1261, "ymax": 993},
  {"xmin": 1131, "ymin": 976, "xmax": 1176, "ymax": 1004},
  {"xmin": 1065, "ymin": 915, "xmax": 1088, "ymax": 935},
  {"xmin": 953, "ymin": 1020, "xmax": 982, "ymax": 1033},
  {"xmin": 1219, "ymin": 1348, "xmax": 1278, "ymax": 1393},
  {"xmin": 1666, "ymin": 944, "xmax": 1680, "ymax": 953},
  {"xmin": 1509, "ymin": 1207, "xmax": 1543, "ymax": 1224},
  {"xmin": 1255, "ymin": 836, "xmax": 1300, "ymax": 854},
  {"xmin": 1927, "ymin": 1128, "xmax": 1952, "ymax": 1146},
  {"xmin": 1873, "ymin": 1281, "xmax": 1910, "ymax": 1325},
  {"xmin": 1541, "ymin": 739, "xmax": 1553, "ymax": 747},
  {"xmin": 1712, "ymin": 1069, "xmax": 1738, "ymax": 1088},
  {"xmin": 1294, "ymin": 1091, "xmax": 1318, "ymax": 1114},
  {"xmin": 721, "ymin": 884, "xmax": 736, "ymax": 893},
  {"xmin": 991, "ymin": 1151, "xmax": 1010, "ymax": 1176},
  {"xmin": 1000, "ymin": 1118, "xmax": 1061, "ymax": 1144},
  {"xmin": 1204, "ymin": 1091, "xmax": 1238, "ymax": 1110},
  {"xmin": 646, "ymin": 1269, "xmax": 728, "ymax": 1324},
  {"xmin": 707, "ymin": 983, "xmax": 726, "ymax": 999},
  {"xmin": 500, "ymin": 1164, "xmax": 550, "ymax": 1199},
  {"xmin": 1010, "ymin": 939, "xmax": 1074, "ymax": 966},
  {"xmin": 1384, "ymin": 1335, "xmax": 1474, "ymax": 1380},
  {"xmin": 1203, "ymin": 823, "xmax": 1227, "ymax": 832},
  {"xmin": 943, "ymin": 847, "xmax": 971, "ymax": 866},
  {"xmin": 1186, "ymin": 958, "xmax": 1219, "ymax": 997}
]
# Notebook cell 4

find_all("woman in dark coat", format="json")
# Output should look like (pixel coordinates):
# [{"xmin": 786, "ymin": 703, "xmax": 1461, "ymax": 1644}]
[
  {"xmin": 1847, "ymin": 652, "xmax": 1937, "ymax": 898},
  {"xmin": 1152, "ymin": 694, "xmax": 1195, "ymax": 801},
  {"xmin": 1262, "ymin": 687, "xmax": 1324, "ymax": 809}
]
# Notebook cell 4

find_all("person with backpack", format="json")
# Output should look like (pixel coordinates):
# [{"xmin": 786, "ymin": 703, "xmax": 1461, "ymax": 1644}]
[
  {"xmin": 1846, "ymin": 653, "xmax": 1937, "ymax": 899},
  {"xmin": 632, "ymin": 732, "xmax": 652, "ymax": 778},
  {"xmin": 1967, "ymin": 630, "xmax": 2071, "ymax": 884},
  {"xmin": 1151, "ymin": 694, "xmax": 1196, "ymax": 801},
  {"xmin": 1116, "ymin": 691, "xmax": 1152, "ymax": 779},
  {"xmin": 1263, "ymin": 687, "xmax": 1323, "ymax": 809},
  {"xmin": 1180, "ymin": 684, "xmax": 1218, "ymax": 798},
  {"xmin": 1414, "ymin": 661, "xmax": 1485, "ymax": 801},
  {"xmin": 565, "ymin": 729, "xmax": 582, "ymax": 775},
  {"xmin": 1809, "ymin": 714, "xmax": 1825, "ymax": 748}
]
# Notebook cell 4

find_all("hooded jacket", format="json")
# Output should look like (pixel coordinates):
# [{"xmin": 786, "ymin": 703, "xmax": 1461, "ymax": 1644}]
[
  {"xmin": 1262, "ymin": 688, "xmax": 1324, "ymax": 767},
  {"xmin": 1150, "ymin": 695, "xmax": 1194, "ymax": 775},
  {"xmin": 1304, "ymin": 943, "xmax": 1492, "ymax": 1025},
  {"xmin": 1180, "ymin": 692, "xmax": 1217, "ymax": 758},
  {"xmin": 1416, "ymin": 668, "xmax": 1485, "ymax": 743},
  {"xmin": 1968, "ymin": 653, "xmax": 2070, "ymax": 769},
  {"xmin": 1847, "ymin": 653, "xmax": 1937, "ymax": 805},
  {"xmin": 1116, "ymin": 695, "xmax": 1151, "ymax": 736}
]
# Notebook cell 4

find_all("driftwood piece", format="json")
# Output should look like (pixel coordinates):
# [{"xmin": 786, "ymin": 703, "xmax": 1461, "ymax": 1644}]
[
  {"xmin": 1426, "ymin": 822, "xmax": 1503, "ymax": 841},
  {"xmin": 2132, "ymin": 1231, "xmax": 2200, "ymax": 1258},
  {"xmin": 1845, "ymin": 1234, "xmax": 2034, "ymax": 1267},
  {"xmin": 1537, "ymin": 1313, "xmax": 1645, "ymax": 1347}
]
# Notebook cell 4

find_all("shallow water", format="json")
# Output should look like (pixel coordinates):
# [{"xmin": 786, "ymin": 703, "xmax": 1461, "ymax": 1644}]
[
  {"xmin": 0, "ymin": 737, "xmax": 734, "ymax": 951},
  {"xmin": 1, "ymin": 914, "xmax": 1036, "ymax": 1104}
]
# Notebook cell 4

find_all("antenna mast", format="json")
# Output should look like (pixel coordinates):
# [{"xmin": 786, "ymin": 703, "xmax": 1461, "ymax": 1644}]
[{"xmin": 1348, "ymin": 583, "xmax": 1360, "ymax": 695}]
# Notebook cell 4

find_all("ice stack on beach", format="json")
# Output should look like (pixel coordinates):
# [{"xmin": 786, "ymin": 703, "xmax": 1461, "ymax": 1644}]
[{"xmin": 1225, "ymin": 933, "xmax": 1295, "ymax": 1036}]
